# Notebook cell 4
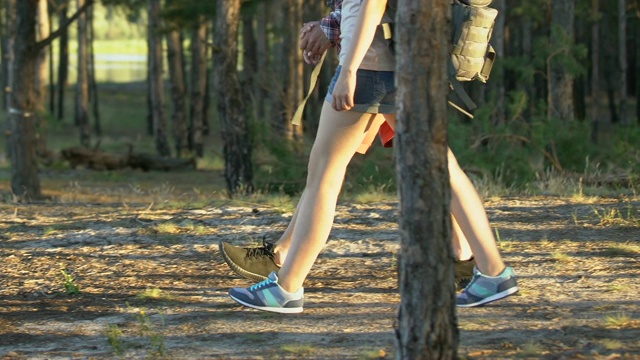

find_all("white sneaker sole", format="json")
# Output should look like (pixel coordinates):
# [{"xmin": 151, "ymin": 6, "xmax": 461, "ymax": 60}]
[{"xmin": 456, "ymin": 286, "xmax": 519, "ymax": 308}]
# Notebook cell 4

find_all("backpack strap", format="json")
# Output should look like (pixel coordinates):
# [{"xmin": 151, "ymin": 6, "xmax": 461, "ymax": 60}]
[
  {"xmin": 447, "ymin": 60, "xmax": 477, "ymax": 119},
  {"xmin": 291, "ymin": 50, "xmax": 328, "ymax": 126}
]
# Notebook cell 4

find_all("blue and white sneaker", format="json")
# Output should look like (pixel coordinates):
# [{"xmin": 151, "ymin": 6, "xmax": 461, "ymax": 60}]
[
  {"xmin": 456, "ymin": 266, "xmax": 519, "ymax": 308},
  {"xmin": 229, "ymin": 271, "xmax": 304, "ymax": 314}
]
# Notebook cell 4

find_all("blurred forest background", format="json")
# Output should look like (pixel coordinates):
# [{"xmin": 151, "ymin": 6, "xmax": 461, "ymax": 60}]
[{"xmin": 0, "ymin": 0, "xmax": 639, "ymax": 201}]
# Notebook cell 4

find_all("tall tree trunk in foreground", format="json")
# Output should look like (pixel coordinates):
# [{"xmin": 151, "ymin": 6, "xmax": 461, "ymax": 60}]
[
  {"xmin": 148, "ymin": 0, "xmax": 170, "ymax": 156},
  {"xmin": 9, "ymin": 0, "xmax": 42, "ymax": 200},
  {"xmin": 394, "ymin": 0, "xmax": 458, "ymax": 358},
  {"xmin": 213, "ymin": 0, "xmax": 254, "ymax": 194}
]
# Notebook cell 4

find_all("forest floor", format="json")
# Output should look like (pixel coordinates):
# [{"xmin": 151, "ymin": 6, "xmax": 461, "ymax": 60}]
[{"xmin": 0, "ymin": 169, "xmax": 639, "ymax": 359}]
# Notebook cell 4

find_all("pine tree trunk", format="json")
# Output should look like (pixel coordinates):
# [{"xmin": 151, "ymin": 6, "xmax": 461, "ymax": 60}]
[
  {"xmin": 284, "ymin": 0, "xmax": 304, "ymax": 143},
  {"xmin": 241, "ymin": 2, "xmax": 257, "ymax": 121},
  {"xmin": 489, "ymin": 0, "xmax": 506, "ymax": 127},
  {"xmin": 9, "ymin": 0, "xmax": 43, "ymax": 201},
  {"xmin": 394, "ymin": 0, "xmax": 458, "ymax": 357},
  {"xmin": 213, "ymin": 0, "xmax": 254, "ymax": 194},
  {"xmin": 618, "ymin": 0, "xmax": 627, "ymax": 124},
  {"xmin": 35, "ymin": 0, "xmax": 49, "ymax": 110},
  {"xmin": 148, "ymin": 0, "xmax": 170, "ymax": 156},
  {"xmin": 2, "ymin": 0, "xmax": 17, "ymax": 111},
  {"xmin": 188, "ymin": 19, "xmax": 207, "ymax": 157},
  {"xmin": 591, "ymin": 0, "xmax": 600, "ymax": 143},
  {"xmin": 166, "ymin": 28, "xmax": 188, "ymax": 157},
  {"xmin": 56, "ymin": 3, "xmax": 68, "ymax": 120},
  {"xmin": 75, "ymin": 0, "xmax": 90, "ymax": 147},
  {"xmin": 254, "ymin": 0, "xmax": 268, "ymax": 117},
  {"xmin": 88, "ymin": 3, "xmax": 100, "ymax": 136},
  {"xmin": 548, "ymin": 0, "xmax": 575, "ymax": 120}
]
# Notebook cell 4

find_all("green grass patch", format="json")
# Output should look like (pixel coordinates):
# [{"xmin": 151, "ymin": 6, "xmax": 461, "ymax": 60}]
[
  {"xmin": 280, "ymin": 343, "xmax": 317, "ymax": 356},
  {"xmin": 601, "ymin": 244, "xmax": 640, "ymax": 257},
  {"xmin": 603, "ymin": 313, "xmax": 633, "ymax": 328},
  {"xmin": 136, "ymin": 288, "xmax": 173, "ymax": 302}
]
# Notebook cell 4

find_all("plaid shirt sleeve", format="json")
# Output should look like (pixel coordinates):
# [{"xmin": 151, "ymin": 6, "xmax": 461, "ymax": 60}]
[{"xmin": 320, "ymin": 0, "xmax": 342, "ymax": 49}]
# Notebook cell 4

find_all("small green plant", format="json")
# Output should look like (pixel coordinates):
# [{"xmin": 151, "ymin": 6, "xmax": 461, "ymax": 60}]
[
  {"xmin": 604, "ymin": 313, "xmax": 632, "ymax": 328},
  {"xmin": 517, "ymin": 340, "xmax": 545, "ymax": 357},
  {"xmin": 551, "ymin": 251, "xmax": 571, "ymax": 263},
  {"xmin": 136, "ymin": 288, "xmax": 173, "ymax": 301},
  {"xmin": 592, "ymin": 204, "xmax": 640, "ymax": 227},
  {"xmin": 105, "ymin": 324, "xmax": 124, "ymax": 356},
  {"xmin": 133, "ymin": 308, "xmax": 167, "ymax": 358},
  {"xmin": 60, "ymin": 268, "xmax": 80, "ymax": 295}
]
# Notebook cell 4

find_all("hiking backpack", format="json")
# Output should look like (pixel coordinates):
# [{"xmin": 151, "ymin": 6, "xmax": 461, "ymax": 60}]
[{"xmin": 383, "ymin": 0, "xmax": 499, "ymax": 118}]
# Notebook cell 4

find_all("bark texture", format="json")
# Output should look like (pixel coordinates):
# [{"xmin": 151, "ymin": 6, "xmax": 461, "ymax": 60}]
[
  {"xmin": 394, "ymin": 0, "xmax": 458, "ymax": 358},
  {"xmin": 9, "ymin": 0, "xmax": 42, "ymax": 200},
  {"xmin": 148, "ymin": 0, "xmax": 170, "ymax": 156},
  {"xmin": 213, "ymin": 0, "xmax": 254, "ymax": 194}
]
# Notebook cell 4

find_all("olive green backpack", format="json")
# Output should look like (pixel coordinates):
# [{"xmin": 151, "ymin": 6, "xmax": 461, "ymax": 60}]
[{"xmin": 384, "ymin": 0, "xmax": 499, "ymax": 118}]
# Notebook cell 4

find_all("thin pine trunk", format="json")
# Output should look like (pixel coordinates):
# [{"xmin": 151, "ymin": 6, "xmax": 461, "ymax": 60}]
[
  {"xmin": 189, "ymin": 20, "xmax": 208, "ymax": 157},
  {"xmin": 76, "ymin": 0, "xmax": 90, "ymax": 147},
  {"xmin": 591, "ymin": 0, "xmax": 600, "ymax": 143},
  {"xmin": 166, "ymin": 29, "xmax": 188, "ymax": 157},
  {"xmin": 148, "ymin": 0, "xmax": 170, "ymax": 156},
  {"xmin": 56, "ymin": 2, "xmax": 68, "ymax": 120},
  {"xmin": 618, "ymin": 0, "xmax": 627, "ymax": 124},
  {"xmin": 214, "ymin": 0, "xmax": 254, "ymax": 194}
]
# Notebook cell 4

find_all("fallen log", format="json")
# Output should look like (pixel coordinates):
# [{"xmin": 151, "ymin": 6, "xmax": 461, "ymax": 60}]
[{"xmin": 60, "ymin": 146, "xmax": 196, "ymax": 171}]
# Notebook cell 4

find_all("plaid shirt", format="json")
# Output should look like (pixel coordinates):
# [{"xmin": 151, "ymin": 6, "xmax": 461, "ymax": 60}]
[{"xmin": 320, "ymin": 0, "xmax": 342, "ymax": 53}]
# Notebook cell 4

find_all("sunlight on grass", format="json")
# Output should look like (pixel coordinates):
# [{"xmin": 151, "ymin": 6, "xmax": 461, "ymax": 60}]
[
  {"xmin": 280, "ymin": 343, "xmax": 316, "ymax": 356},
  {"xmin": 598, "ymin": 339, "xmax": 624, "ymax": 350},
  {"xmin": 359, "ymin": 348, "xmax": 388, "ymax": 359},
  {"xmin": 154, "ymin": 222, "xmax": 181, "ymax": 234},
  {"xmin": 551, "ymin": 251, "xmax": 571, "ymax": 263},
  {"xmin": 603, "ymin": 313, "xmax": 633, "ymax": 328},
  {"xmin": 516, "ymin": 341, "xmax": 545, "ymax": 358},
  {"xmin": 43, "ymin": 227, "xmax": 58, "ymax": 236},
  {"xmin": 350, "ymin": 184, "xmax": 396, "ymax": 204},
  {"xmin": 136, "ymin": 288, "xmax": 173, "ymax": 301},
  {"xmin": 592, "ymin": 204, "xmax": 640, "ymax": 226}
]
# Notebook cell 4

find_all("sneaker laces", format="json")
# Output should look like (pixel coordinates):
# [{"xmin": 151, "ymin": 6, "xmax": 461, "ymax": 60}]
[
  {"xmin": 244, "ymin": 237, "xmax": 276, "ymax": 259},
  {"xmin": 249, "ymin": 277, "xmax": 274, "ymax": 292}
]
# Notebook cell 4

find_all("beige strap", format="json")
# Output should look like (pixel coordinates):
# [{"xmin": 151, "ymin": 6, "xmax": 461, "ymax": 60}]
[{"xmin": 291, "ymin": 50, "xmax": 328, "ymax": 126}]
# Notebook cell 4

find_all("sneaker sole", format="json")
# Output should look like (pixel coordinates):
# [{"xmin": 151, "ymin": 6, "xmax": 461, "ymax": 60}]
[
  {"xmin": 457, "ymin": 286, "xmax": 519, "ymax": 308},
  {"xmin": 218, "ymin": 242, "xmax": 270, "ymax": 282},
  {"xmin": 229, "ymin": 293, "xmax": 303, "ymax": 314}
]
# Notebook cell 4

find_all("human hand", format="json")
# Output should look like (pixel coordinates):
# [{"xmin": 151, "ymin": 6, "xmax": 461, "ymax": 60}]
[
  {"xmin": 332, "ymin": 69, "xmax": 357, "ymax": 112},
  {"xmin": 300, "ymin": 21, "xmax": 331, "ymax": 65}
]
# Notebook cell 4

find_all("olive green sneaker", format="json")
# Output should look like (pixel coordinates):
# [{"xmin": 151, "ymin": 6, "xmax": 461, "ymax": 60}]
[
  {"xmin": 219, "ymin": 239, "xmax": 280, "ymax": 282},
  {"xmin": 455, "ymin": 257, "xmax": 476, "ymax": 291}
]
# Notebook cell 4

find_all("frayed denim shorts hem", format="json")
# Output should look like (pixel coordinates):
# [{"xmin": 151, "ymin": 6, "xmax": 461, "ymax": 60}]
[{"xmin": 325, "ymin": 65, "xmax": 396, "ymax": 114}]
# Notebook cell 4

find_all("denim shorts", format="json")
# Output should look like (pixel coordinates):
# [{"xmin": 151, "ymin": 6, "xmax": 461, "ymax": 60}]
[{"xmin": 325, "ymin": 65, "xmax": 396, "ymax": 114}]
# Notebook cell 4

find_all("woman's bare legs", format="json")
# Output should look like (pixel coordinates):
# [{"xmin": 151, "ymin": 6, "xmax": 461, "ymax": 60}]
[
  {"xmin": 448, "ymin": 148, "xmax": 505, "ymax": 276},
  {"xmin": 452, "ymin": 215, "xmax": 473, "ymax": 261},
  {"xmin": 276, "ymin": 102, "xmax": 387, "ymax": 293}
]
